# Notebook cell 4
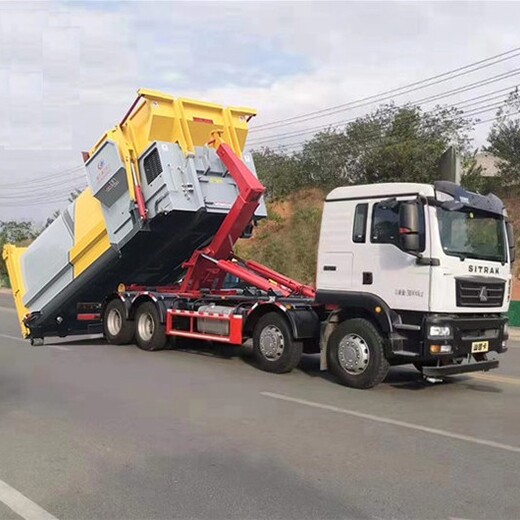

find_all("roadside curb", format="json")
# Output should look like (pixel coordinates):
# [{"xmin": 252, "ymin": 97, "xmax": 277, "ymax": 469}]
[{"xmin": 509, "ymin": 328, "xmax": 520, "ymax": 340}]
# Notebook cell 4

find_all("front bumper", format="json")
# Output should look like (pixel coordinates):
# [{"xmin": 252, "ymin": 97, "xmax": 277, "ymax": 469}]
[
  {"xmin": 390, "ymin": 313, "xmax": 508, "ymax": 375},
  {"xmin": 424, "ymin": 314, "xmax": 508, "ymax": 358},
  {"xmin": 421, "ymin": 359, "xmax": 499, "ymax": 377}
]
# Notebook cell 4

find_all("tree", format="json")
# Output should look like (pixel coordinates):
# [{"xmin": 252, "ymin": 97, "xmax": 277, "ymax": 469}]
[
  {"xmin": 252, "ymin": 148, "xmax": 303, "ymax": 198},
  {"xmin": 486, "ymin": 89, "xmax": 520, "ymax": 187},
  {"xmin": 44, "ymin": 188, "xmax": 83, "ymax": 228},
  {"xmin": 0, "ymin": 221, "xmax": 39, "ymax": 285},
  {"xmin": 252, "ymin": 103, "xmax": 476, "ymax": 198},
  {"xmin": 460, "ymin": 150, "xmax": 485, "ymax": 193},
  {"xmin": 299, "ymin": 104, "xmax": 474, "ymax": 189}
]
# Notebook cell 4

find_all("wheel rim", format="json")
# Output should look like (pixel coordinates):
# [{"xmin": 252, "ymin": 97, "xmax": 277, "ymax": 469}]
[
  {"xmin": 259, "ymin": 325, "xmax": 285, "ymax": 361},
  {"xmin": 137, "ymin": 312, "xmax": 155, "ymax": 342},
  {"xmin": 106, "ymin": 308, "xmax": 122, "ymax": 336},
  {"xmin": 338, "ymin": 333, "xmax": 370, "ymax": 375}
]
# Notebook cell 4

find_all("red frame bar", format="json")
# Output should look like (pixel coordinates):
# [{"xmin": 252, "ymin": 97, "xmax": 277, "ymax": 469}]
[
  {"xmin": 166, "ymin": 309, "xmax": 244, "ymax": 345},
  {"xmin": 179, "ymin": 142, "xmax": 265, "ymax": 295},
  {"xmin": 77, "ymin": 313, "xmax": 101, "ymax": 321}
]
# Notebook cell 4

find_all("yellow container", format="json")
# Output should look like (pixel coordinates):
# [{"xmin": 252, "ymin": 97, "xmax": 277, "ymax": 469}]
[
  {"xmin": 90, "ymin": 88, "xmax": 256, "ymax": 160},
  {"xmin": 3, "ymin": 89, "xmax": 257, "ymax": 338}
]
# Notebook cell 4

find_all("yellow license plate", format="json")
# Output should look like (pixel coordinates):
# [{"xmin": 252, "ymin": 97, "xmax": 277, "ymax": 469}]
[{"xmin": 471, "ymin": 341, "xmax": 489, "ymax": 353}]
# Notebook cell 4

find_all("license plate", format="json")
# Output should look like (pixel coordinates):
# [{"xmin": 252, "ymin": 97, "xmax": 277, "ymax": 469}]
[{"xmin": 471, "ymin": 341, "xmax": 489, "ymax": 353}]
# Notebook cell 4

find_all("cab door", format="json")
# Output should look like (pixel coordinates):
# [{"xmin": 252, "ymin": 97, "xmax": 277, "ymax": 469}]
[{"xmin": 352, "ymin": 197, "xmax": 431, "ymax": 312}]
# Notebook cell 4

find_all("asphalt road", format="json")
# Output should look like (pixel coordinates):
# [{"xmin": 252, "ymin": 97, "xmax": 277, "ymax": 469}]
[{"xmin": 0, "ymin": 291, "xmax": 519, "ymax": 520}]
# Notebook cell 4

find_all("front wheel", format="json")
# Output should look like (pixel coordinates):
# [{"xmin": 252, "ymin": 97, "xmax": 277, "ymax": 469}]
[
  {"xmin": 252, "ymin": 312, "xmax": 302, "ymax": 374},
  {"xmin": 327, "ymin": 318, "xmax": 389, "ymax": 389},
  {"xmin": 134, "ymin": 302, "xmax": 167, "ymax": 351}
]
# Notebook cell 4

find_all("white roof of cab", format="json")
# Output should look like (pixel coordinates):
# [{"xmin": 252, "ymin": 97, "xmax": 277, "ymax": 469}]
[{"xmin": 326, "ymin": 182, "xmax": 436, "ymax": 201}]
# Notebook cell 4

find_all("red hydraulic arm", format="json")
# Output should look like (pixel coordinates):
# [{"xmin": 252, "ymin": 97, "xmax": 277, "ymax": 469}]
[{"xmin": 178, "ymin": 132, "xmax": 315, "ymax": 299}]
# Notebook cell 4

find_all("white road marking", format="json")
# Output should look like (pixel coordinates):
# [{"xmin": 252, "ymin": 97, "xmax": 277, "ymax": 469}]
[
  {"xmin": 45, "ymin": 345, "xmax": 71, "ymax": 352},
  {"xmin": 470, "ymin": 372, "xmax": 520, "ymax": 386},
  {"xmin": 0, "ymin": 334, "xmax": 70, "ymax": 351},
  {"xmin": 0, "ymin": 478, "xmax": 58, "ymax": 520},
  {"xmin": 262, "ymin": 392, "xmax": 520, "ymax": 454},
  {"xmin": 0, "ymin": 333, "xmax": 25, "ymax": 343},
  {"xmin": 0, "ymin": 306, "xmax": 16, "ymax": 313}
]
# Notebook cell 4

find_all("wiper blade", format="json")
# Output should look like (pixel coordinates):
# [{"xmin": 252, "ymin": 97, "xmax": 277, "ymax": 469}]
[
  {"xmin": 466, "ymin": 253, "xmax": 504, "ymax": 262},
  {"xmin": 444, "ymin": 249, "xmax": 467, "ymax": 260},
  {"xmin": 444, "ymin": 249, "xmax": 503, "ymax": 262}
]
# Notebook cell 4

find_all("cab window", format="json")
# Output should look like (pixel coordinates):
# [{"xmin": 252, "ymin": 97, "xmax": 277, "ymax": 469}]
[
  {"xmin": 352, "ymin": 203, "xmax": 368, "ymax": 243},
  {"xmin": 371, "ymin": 203, "xmax": 399, "ymax": 245},
  {"xmin": 371, "ymin": 200, "xmax": 425, "ymax": 251}
]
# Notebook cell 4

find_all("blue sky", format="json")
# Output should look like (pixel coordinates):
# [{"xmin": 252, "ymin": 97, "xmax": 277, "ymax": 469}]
[{"xmin": 1, "ymin": 1, "xmax": 520, "ymax": 221}]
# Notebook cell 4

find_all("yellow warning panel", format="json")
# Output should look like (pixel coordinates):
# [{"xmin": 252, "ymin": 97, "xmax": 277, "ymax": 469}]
[
  {"xmin": 69, "ymin": 189, "xmax": 111, "ymax": 278},
  {"xmin": 2, "ymin": 244, "xmax": 30, "ymax": 337}
]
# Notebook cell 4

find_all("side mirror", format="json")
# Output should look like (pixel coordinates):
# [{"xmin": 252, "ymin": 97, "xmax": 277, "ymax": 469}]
[
  {"xmin": 506, "ymin": 221, "xmax": 516, "ymax": 263},
  {"xmin": 399, "ymin": 202, "xmax": 421, "ymax": 253}
]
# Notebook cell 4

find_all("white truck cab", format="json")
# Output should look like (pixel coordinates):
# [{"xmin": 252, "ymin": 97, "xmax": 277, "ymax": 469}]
[{"xmin": 316, "ymin": 181, "xmax": 514, "ymax": 388}]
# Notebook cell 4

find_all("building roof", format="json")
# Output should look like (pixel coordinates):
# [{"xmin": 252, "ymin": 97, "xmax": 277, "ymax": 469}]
[{"xmin": 475, "ymin": 152, "xmax": 500, "ymax": 177}]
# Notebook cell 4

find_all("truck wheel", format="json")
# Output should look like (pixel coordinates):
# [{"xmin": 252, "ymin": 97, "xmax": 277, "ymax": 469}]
[
  {"xmin": 252, "ymin": 312, "xmax": 302, "ymax": 374},
  {"xmin": 327, "ymin": 318, "xmax": 389, "ymax": 389},
  {"xmin": 134, "ymin": 302, "xmax": 167, "ymax": 352},
  {"xmin": 104, "ymin": 299, "xmax": 134, "ymax": 345}
]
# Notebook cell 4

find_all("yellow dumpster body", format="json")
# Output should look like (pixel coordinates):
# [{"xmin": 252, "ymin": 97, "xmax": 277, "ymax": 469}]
[{"xmin": 3, "ymin": 89, "xmax": 265, "ymax": 340}]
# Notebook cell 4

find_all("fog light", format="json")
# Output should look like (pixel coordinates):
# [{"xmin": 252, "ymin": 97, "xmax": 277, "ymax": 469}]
[
  {"xmin": 430, "ymin": 344, "xmax": 452, "ymax": 354},
  {"xmin": 429, "ymin": 325, "xmax": 451, "ymax": 338}
]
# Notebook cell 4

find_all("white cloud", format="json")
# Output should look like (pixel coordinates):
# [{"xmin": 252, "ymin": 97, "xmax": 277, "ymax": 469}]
[{"xmin": 1, "ymin": 0, "xmax": 520, "ymax": 222}]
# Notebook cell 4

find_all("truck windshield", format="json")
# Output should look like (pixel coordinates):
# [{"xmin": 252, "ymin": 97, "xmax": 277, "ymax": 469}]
[{"xmin": 437, "ymin": 207, "xmax": 506, "ymax": 263}]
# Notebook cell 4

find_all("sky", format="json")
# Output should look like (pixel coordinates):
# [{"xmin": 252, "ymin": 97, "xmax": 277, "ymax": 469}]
[{"xmin": 1, "ymin": 0, "xmax": 520, "ymax": 222}]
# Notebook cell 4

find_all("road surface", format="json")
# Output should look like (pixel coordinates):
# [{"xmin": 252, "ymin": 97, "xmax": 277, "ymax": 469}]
[{"xmin": 0, "ymin": 291, "xmax": 519, "ymax": 519}]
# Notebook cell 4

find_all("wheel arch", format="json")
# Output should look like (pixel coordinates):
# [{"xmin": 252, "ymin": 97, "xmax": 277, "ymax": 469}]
[
  {"xmin": 245, "ymin": 303, "xmax": 319, "ymax": 341},
  {"xmin": 102, "ymin": 293, "xmax": 132, "ymax": 320},
  {"xmin": 319, "ymin": 294, "xmax": 397, "ymax": 371},
  {"xmin": 244, "ymin": 303, "xmax": 287, "ymax": 338},
  {"xmin": 129, "ymin": 294, "xmax": 167, "ymax": 323}
]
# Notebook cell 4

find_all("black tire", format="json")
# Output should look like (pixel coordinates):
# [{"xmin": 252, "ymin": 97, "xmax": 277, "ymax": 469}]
[
  {"xmin": 252, "ymin": 312, "xmax": 302, "ymax": 374},
  {"xmin": 103, "ymin": 299, "xmax": 134, "ymax": 345},
  {"xmin": 134, "ymin": 302, "xmax": 167, "ymax": 351},
  {"xmin": 327, "ymin": 318, "xmax": 389, "ymax": 389}
]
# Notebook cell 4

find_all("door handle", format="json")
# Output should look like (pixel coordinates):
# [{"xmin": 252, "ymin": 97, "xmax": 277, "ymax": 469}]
[{"xmin": 363, "ymin": 272, "xmax": 373, "ymax": 285}]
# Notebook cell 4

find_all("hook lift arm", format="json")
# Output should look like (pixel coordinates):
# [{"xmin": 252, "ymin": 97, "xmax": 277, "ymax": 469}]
[{"xmin": 178, "ymin": 131, "xmax": 315, "ymax": 299}]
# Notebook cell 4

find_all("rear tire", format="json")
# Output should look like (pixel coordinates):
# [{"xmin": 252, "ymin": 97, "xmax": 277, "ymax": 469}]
[
  {"xmin": 252, "ymin": 312, "xmax": 302, "ymax": 374},
  {"xmin": 103, "ymin": 299, "xmax": 134, "ymax": 345},
  {"xmin": 134, "ymin": 302, "xmax": 167, "ymax": 352},
  {"xmin": 327, "ymin": 318, "xmax": 389, "ymax": 389}
]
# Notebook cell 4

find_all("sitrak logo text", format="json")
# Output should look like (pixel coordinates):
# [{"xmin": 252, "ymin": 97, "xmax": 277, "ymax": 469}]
[{"xmin": 468, "ymin": 265, "xmax": 499, "ymax": 275}]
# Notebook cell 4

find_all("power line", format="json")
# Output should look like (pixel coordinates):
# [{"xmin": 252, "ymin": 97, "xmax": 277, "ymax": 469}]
[
  {"xmin": 0, "ymin": 165, "xmax": 85, "ymax": 189},
  {"xmin": 258, "ymin": 102, "xmax": 515, "ymax": 155},
  {"xmin": 251, "ymin": 47, "xmax": 520, "ymax": 132},
  {"xmin": 248, "ymin": 81, "xmax": 520, "ymax": 146},
  {"xmin": 249, "ymin": 69, "xmax": 520, "ymax": 145},
  {"xmin": 1, "ymin": 179, "xmax": 87, "ymax": 196}
]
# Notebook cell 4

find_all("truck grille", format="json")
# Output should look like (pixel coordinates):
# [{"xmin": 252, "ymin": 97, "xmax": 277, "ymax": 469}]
[{"xmin": 456, "ymin": 279, "xmax": 505, "ymax": 307}]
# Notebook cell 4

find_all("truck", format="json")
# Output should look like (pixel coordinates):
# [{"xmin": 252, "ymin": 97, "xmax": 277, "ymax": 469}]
[{"xmin": 3, "ymin": 88, "xmax": 515, "ymax": 389}]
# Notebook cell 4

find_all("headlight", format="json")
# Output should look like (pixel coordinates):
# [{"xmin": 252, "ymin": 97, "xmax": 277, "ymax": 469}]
[{"xmin": 429, "ymin": 325, "xmax": 451, "ymax": 338}]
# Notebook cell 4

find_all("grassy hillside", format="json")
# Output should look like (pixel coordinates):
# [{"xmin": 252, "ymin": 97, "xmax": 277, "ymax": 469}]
[
  {"xmin": 237, "ymin": 189, "xmax": 325, "ymax": 286},
  {"xmin": 238, "ymin": 190, "xmax": 520, "ymax": 289}
]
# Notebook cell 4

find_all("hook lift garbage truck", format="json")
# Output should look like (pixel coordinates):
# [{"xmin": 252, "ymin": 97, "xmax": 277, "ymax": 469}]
[{"xmin": 3, "ymin": 89, "xmax": 515, "ymax": 388}]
